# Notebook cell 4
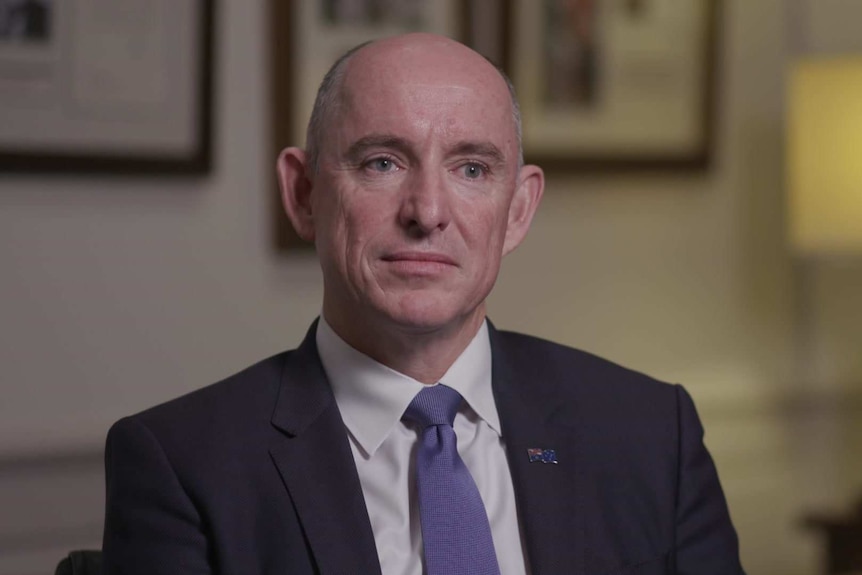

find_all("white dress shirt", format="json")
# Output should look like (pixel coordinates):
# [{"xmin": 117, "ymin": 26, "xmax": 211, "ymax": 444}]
[{"xmin": 316, "ymin": 317, "xmax": 529, "ymax": 575}]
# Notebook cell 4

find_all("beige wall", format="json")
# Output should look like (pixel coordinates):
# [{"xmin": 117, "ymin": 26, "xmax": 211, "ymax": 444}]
[{"xmin": 1, "ymin": 1, "xmax": 860, "ymax": 574}]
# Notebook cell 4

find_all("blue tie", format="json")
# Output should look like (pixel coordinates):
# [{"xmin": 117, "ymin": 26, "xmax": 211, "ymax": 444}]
[{"xmin": 404, "ymin": 384, "xmax": 501, "ymax": 575}]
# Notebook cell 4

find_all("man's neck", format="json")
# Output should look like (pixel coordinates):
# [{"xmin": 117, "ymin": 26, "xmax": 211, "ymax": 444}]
[{"xmin": 321, "ymin": 307, "xmax": 487, "ymax": 384}]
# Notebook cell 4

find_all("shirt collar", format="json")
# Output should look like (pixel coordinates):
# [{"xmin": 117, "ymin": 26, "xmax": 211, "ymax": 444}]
[{"xmin": 316, "ymin": 316, "xmax": 499, "ymax": 458}]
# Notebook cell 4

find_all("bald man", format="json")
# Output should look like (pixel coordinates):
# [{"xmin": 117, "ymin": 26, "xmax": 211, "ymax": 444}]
[{"xmin": 102, "ymin": 34, "xmax": 744, "ymax": 575}]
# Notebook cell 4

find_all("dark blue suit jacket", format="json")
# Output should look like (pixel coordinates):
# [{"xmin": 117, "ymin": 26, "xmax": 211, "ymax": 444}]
[{"xmin": 102, "ymin": 322, "xmax": 744, "ymax": 574}]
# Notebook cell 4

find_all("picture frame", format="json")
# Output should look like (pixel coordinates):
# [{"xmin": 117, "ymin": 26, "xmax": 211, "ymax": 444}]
[
  {"xmin": 505, "ymin": 0, "xmax": 719, "ymax": 170},
  {"xmin": 271, "ymin": 0, "xmax": 478, "ymax": 249},
  {"xmin": 0, "ymin": 0, "xmax": 215, "ymax": 174}
]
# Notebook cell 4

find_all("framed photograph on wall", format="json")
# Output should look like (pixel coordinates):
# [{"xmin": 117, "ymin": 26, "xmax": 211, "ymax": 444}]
[
  {"xmin": 506, "ymin": 0, "xmax": 719, "ymax": 170},
  {"xmin": 271, "ymin": 0, "xmax": 474, "ymax": 249},
  {"xmin": 0, "ymin": 0, "xmax": 214, "ymax": 174}
]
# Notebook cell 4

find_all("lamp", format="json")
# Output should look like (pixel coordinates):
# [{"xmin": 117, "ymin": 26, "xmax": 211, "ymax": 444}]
[
  {"xmin": 787, "ymin": 57, "xmax": 862, "ymax": 256},
  {"xmin": 788, "ymin": 56, "xmax": 862, "ymax": 575}
]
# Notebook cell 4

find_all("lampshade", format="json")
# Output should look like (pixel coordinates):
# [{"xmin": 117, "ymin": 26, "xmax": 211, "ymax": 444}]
[{"xmin": 787, "ymin": 57, "xmax": 862, "ymax": 255}]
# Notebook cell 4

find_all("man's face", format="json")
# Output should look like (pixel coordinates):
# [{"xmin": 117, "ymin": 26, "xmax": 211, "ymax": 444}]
[{"xmin": 301, "ymin": 37, "xmax": 541, "ymax": 338}]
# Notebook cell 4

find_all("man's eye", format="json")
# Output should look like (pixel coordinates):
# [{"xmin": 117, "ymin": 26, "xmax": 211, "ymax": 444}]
[
  {"xmin": 366, "ymin": 157, "xmax": 397, "ymax": 172},
  {"xmin": 461, "ymin": 162, "xmax": 486, "ymax": 179}
]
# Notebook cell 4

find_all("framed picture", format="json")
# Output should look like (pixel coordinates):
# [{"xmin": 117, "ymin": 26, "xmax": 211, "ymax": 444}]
[
  {"xmin": 506, "ymin": 0, "xmax": 719, "ymax": 170},
  {"xmin": 271, "ymin": 0, "xmax": 476, "ymax": 249},
  {"xmin": 0, "ymin": 0, "xmax": 215, "ymax": 174}
]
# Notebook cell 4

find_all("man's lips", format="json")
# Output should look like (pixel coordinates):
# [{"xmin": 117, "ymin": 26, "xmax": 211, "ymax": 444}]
[
  {"xmin": 382, "ymin": 251, "xmax": 457, "ymax": 265},
  {"xmin": 381, "ymin": 252, "xmax": 458, "ymax": 275}
]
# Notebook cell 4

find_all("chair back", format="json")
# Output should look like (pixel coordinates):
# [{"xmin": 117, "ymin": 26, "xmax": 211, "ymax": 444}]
[{"xmin": 55, "ymin": 550, "xmax": 102, "ymax": 575}]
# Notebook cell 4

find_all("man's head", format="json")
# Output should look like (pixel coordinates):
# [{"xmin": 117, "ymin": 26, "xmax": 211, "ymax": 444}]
[
  {"xmin": 278, "ymin": 33, "xmax": 544, "ymax": 355},
  {"xmin": 303, "ymin": 40, "xmax": 525, "ymax": 174}
]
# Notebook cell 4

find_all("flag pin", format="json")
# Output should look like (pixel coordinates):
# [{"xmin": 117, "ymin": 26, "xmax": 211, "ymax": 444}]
[{"xmin": 527, "ymin": 448, "xmax": 558, "ymax": 464}]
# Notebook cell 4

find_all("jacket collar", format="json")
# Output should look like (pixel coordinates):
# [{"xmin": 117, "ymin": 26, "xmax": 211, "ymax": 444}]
[
  {"xmin": 269, "ymin": 319, "xmax": 585, "ymax": 575},
  {"xmin": 269, "ymin": 319, "xmax": 383, "ymax": 575}
]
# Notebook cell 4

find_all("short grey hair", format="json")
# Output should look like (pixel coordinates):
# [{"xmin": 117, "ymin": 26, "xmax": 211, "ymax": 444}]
[
  {"xmin": 304, "ymin": 40, "xmax": 523, "ymax": 173},
  {"xmin": 305, "ymin": 41, "xmax": 372, "ymax": 174}
]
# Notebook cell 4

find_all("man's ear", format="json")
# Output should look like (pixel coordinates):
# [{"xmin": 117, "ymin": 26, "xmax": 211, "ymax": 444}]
[
  {"xmin": 277, "ymin": 147, "xmax": 316, "ymax": 242},
  {"xmin": 502, "ymin": 164, "xmax": 545, "ymax": 256}
]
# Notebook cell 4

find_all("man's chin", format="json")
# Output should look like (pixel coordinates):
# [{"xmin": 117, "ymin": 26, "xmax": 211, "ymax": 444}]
[{"xmin": 375, "ymin": 297, "xmax": 483, "ymax": 336}]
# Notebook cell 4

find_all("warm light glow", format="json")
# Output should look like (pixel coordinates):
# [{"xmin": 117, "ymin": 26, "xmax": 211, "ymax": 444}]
[{"xmin": 788, "ymin": 57, "xmax": 862, "ymax": 255}]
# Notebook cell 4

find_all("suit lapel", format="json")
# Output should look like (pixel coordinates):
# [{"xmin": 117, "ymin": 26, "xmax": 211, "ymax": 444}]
[
  {"xmin": 267, "ymin": 321, "xmax": 587, "ymax": 574},
  {"xmin": 489, "ymin": 325, "xmax": 586, "ymax": 575},
  {"xmin": 269, "ymin": 322, "xmax": 382, "ymax": 575}
]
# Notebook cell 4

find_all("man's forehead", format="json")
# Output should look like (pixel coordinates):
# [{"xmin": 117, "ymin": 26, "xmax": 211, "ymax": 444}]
[
  {"xmin": 342, "ymin": 79, "xmax": 492, "ymax": 113},
  {"xmin": 314, "ymin": 34, "xmax": 519, "ymax": 161},
  {"xmin": 342, "ymin": 35, "xmax": 508, "ymax": 102},
  {"xmin": 335, "ymin": 81, "xmax": 515, "ymax": 154},
  {"xmin": 339, "ymin": 63, "xmax": 512, "ymax": 129}
]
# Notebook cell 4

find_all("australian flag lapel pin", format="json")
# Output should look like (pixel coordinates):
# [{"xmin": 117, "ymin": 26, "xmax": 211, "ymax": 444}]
[{"xmin": 527, "ymin": 447, "xmax": 558, "ymax": 464}]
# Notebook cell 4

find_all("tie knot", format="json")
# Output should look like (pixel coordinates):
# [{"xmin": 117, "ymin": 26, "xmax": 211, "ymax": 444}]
[{"xmin": 404, "ymin": 384, "xmax": 463, "ymax": 429}]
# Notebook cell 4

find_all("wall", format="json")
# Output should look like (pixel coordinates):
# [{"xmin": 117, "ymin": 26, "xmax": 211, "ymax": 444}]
[
  {"xmin": 1, "ymin": 1, "xmax": 860, "ymax": 574},
  {"xmin": 491, "ymin": 2, "xmax": 806, "ymax": 572},
  {"xmin": 0, "ymin": 2, "xmax": 323, "ymax": 572}
]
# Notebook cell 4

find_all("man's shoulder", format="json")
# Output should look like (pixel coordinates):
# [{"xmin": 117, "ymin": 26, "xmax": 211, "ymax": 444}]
[
  {"xmin": 492, "ymin": 328, "xmax": 679, "ymax": 405},
  {"xmin": 104, "ymin": 348, "xmax": 310, "ymax": 507},
  {"xmin": 116, "ymin": 349, "xmax": 294, "ymax": 442}
]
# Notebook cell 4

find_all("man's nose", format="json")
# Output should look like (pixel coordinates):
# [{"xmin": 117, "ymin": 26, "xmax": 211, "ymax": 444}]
[{"xmin": 398, "ymin": 168, "xmax": 452, "ymax": 236}]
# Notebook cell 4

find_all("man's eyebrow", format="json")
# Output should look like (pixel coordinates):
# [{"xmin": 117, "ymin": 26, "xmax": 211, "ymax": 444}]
[
  {"xmin": 448, "ymin": 141, "xmax": 506, "ymax": 165},
  {"xmin": 345, "ymin": 135, "xmax": 414, "ymax": 161}
]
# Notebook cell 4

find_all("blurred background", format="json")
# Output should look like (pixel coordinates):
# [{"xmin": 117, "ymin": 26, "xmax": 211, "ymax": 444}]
[{"xmin": 1, "ymin": 0, "xmax": 861, "ymax": 573}]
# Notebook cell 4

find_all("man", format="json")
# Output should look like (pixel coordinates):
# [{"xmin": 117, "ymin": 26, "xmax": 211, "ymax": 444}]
[{"xmin": 102, "ymin": 34, "xmax": 743, "ymax": 574}]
